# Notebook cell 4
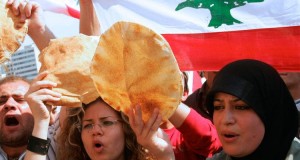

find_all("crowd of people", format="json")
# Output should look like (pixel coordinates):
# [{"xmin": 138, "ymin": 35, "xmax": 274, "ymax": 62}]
[{"xmin": 1, "ymin": 0, "xmax": 299, "ymax": 160}]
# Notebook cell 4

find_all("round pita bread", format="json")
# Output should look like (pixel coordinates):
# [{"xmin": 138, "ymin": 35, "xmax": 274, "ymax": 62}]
[
  {"xmin": 90, "ymin": 21, "xmax": 183, "ymax": 121},
  {"xmin": 39, "ymin": 34, "xmax": 99, "ymax": 107},
  {"xmin": 0, "ymin": 1, "xmax": 28, "ymax": 64}
]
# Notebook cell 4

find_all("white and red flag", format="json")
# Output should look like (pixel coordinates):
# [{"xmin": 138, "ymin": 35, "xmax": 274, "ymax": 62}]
[
  {"xmin": 31, "ymin": 0, "xmax": 79, "ymax": 18},
  {"xmin": 31, "ymin": 0, "xmax": 300, "ymax": 72},
  {"xmin": 92, "ymin": 0, "xmax": 300, "ymax": 71}
]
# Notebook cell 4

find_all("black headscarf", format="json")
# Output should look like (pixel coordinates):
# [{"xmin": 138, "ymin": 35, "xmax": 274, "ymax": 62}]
[{"xmin": 206, "ymin": 59, "xmax": 298, "ymax": 160}]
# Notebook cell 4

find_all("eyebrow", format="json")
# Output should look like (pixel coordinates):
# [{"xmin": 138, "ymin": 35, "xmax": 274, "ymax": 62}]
[
  {"xmin": 0, "ymin": 93, "xmax": 24, "ymax": 97},
  {"xmin": 82, "ymin": 119, "xmax": 93, "ymax": 123},
  {"xmin": 213, "ymin": 97, "xmax": 241, "ymax": 102},
  {"xmin": 0, "ymin": 95, "xmax": 24, "ymax": 99},
  {"xmin": 82, "ymin": 116, "xmax": 114, "ymax": 123}
]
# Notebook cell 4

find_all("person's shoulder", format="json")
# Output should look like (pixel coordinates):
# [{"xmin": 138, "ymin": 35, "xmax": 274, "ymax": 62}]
[
  {"xmin": 290, "ymin": 138, "xmax": 300, "ymax": 151},
  {"xmin": 285, "ymin": 138, "xmax": 300, "ymax": 160},
  {"xmin": 295, "ymin": 99, "xmax": 300, "ymax": 111},
  {"xmin": 0, "ymin": 147, "xmax": 7, "ymax": 160},
  {"xmin": 0, "ymin": 149, "xmax": 6, "ymax": 160}
]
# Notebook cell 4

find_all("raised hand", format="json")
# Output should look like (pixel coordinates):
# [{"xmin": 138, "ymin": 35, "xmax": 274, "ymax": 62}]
[
  {"xmin": 7, "ymin": 0, "xmax": 44, "ymax": 29},
  {"xmin": 6, "ymin": 0, "xmax": 55, "ymax": 50},
  {"xmin": 25, "ymin": 71, "xmax": 61, "ymax": 123},
  {"xmin": 128, "ymin": 105, "xmax": 175, "ymax": 160}
]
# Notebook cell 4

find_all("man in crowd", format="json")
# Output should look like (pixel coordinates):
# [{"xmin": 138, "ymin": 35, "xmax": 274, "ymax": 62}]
[
  {"xmin": 0, "ymin": 77, "xmax": 33, "ymax": 160},
  {"xmin": 0, "ymin": 0, "xmax": 99, "ymax": 159},
  {"xmin": 183, "ymin": 71, "xmax": 217, "ymax": 120}
]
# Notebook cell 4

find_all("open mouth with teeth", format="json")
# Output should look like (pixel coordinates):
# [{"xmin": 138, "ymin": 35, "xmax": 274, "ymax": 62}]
[{"xmin": 5, "ymin": 116, "xmax": 19, "ymax": 126}]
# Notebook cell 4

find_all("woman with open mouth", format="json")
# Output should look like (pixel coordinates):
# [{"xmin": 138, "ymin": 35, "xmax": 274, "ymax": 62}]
[
  {"xmin": 24, "ymin": 72, "xmax": 175, "ymax": 160},
  {"xmin": 206, "ymin": 59, "xmax": 300, "ymax": 160}
]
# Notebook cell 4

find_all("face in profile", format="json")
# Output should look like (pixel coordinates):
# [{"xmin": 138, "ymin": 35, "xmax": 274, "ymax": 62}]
[
  {"xmin": 49, "ymin": 106, "xmax": 60, "ymax": 126},
  {"xmin": 212, "ymin": 92, "xmax": 265, "ymax": 157},
  {"xmin": 203, "ymin": 71, "xmax": 217, "ymax": 88},
  {"xmin": 81, "ymin": 101, "xmax": 125, "ymax": 160}
]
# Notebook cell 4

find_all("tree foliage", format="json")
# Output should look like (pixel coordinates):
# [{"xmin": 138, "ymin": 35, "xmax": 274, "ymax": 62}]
[{"xmin": 176, "ymin": 0, "xmax": 264, "ymax": 28}]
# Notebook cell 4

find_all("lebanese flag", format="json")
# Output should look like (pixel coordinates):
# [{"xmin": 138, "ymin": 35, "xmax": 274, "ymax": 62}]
[
  {"xmin": 92, "ymin": 0, "xmax": 300, "ymax": 72},
  {"xmin": 31, "ymin": 0, "xmax": 80, "ymax": 18},
  {"xmin": 31, "ymin": 0, "xmax": 300, "ymax": 71}
]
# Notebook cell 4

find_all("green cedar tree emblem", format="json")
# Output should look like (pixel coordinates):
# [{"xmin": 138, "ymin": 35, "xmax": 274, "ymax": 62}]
[{"xmin": 175, "ymin": 0, "xmax": 264, "ymax": 28}]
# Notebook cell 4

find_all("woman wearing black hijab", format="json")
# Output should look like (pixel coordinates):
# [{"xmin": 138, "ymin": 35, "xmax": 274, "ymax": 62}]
[{"xmin": 206, "ymin": 59, "xmax": 300, "ymax": 160}]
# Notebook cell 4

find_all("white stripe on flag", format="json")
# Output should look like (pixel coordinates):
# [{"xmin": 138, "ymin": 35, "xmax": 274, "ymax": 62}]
[
  {"xmin": 92, "ymin": 0, "xmax": 300, "ymax": 34},
  {"xmin": 31, "ymin": 0, "xmax": 79, "ymax": 17}
]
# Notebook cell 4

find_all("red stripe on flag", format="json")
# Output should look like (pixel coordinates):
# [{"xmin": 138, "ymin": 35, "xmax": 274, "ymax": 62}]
[
  {"xmin": 163, "ymin": 26, "xmax": 300, "ymax": 72},
  {"xmin": 66, "ymin": 5, "xmax": 80, "ymax": 19}
]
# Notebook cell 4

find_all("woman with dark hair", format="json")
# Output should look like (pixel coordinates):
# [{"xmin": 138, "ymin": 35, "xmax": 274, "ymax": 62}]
[{"xmin": 206, "ymin": 59, "xmax": 300, "ymax": 160}]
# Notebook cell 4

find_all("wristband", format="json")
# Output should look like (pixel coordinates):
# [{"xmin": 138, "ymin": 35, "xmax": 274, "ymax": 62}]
[{"xmin": 27, "ymin": 135, "xmax": 50, "ymax": 155}]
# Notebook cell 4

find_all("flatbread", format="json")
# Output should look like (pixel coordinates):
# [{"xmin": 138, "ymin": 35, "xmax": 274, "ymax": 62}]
[
  {"xmin": 0, "ymin": 0, "xmax": 28, "ymax": 64},
  {"xmin": 90, "ymin": 21, "xmax": 183, "ymax": 121},
  {"xmin": 39, "ymin": 34, "xmax": 99, "ymax": 107}
]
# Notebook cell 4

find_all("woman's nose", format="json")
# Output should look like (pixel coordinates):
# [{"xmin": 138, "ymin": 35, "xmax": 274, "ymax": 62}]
[
  {"xmin": 222, "ymin": 109, "xmax": 235, "ymax": 125},
  {"xmin": 91, "ymin": 124, "xmax": 104, "ymax": 136}
]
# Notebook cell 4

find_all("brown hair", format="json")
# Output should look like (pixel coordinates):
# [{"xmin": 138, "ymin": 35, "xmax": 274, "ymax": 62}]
[
  {"xmin": 182, "ymin": 71, "xmax": 189, "ymax": 94},
  {"xmin": 57, "ymin": 97, "xmax": 151, "ymax": 160}
]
